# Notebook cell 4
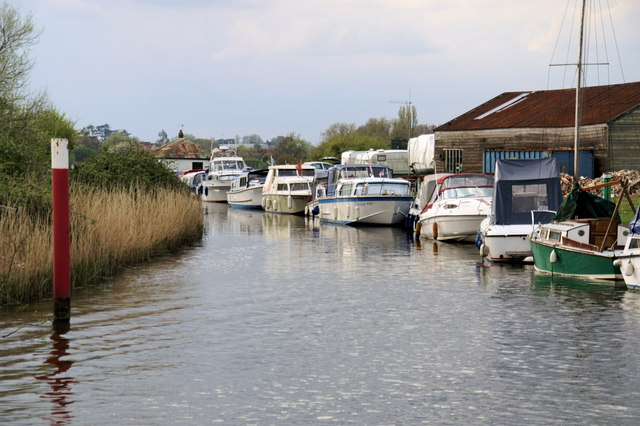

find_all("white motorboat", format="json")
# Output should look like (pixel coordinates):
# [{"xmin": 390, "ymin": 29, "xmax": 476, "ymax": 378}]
[
  {"xmin": 227, "ymin": 168, "xmax": 269, "ymax": 209},
  {"xmin": 262, "ymin": 164, "xmax": 315, "ymax": 215},
  {"xmin": 615, "ymin": 207, "xmax": 640, "ymax": 289},
  {"xmin": 478, "ymin": 158, "xmax": 562, "ymax": 262},
  {"xmin": 200, "ymin": 146, "xmax": 249, "ymax": 202},
  {"xmin": 308, "ymin": 164, "xmax": 413, "ymax": 226},
  {"xmin": 418, "ymin": 173, "xmax": 494, "ymax": 242}
]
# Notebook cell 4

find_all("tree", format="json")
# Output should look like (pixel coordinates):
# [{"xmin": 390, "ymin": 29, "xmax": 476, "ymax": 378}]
[
  {"xmin": 102, "ymin": 130, "xmax": 140, "ymax": 152},
  {"xmin": 271, "ymin": 133, "xmax": 312, "ymax": 164},
  {"xmin": 309, "ymin": 132, "xmax": 390, "ymax": 160},
  {"xmin": 355, "ymin": 118, "xmax": 392, "ymax": 140},
  {"xmin": 0, "ymin": 3, "xmax": 40, "ymax": 101},
  {"xmin": 390, "ymin": 105, "xmax": 418, "ymax": 149},
  {"xmin": 321, "ymin": 122, "xmax": 356, "ymax": 141},
  {"xmin": 156, "ymin": 129, "xmax": 169, "ymax": 146}
]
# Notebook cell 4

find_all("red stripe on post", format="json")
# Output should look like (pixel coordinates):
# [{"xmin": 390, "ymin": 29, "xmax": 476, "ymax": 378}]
[{"xmin": 52, "ymin": 139, "xmax": 70, "ymax": 321}]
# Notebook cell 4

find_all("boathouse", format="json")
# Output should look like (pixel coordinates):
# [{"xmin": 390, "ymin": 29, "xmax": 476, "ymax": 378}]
[
  {"xmin": 153, "ymin": 137, "xmax": 209, "ymax": 172},
  {"xmin": 434, "ymin": 81, "xmax": 640, "ymax": 178}
]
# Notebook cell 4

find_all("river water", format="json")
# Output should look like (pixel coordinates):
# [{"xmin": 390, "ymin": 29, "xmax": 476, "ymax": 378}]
[{"xmin": 2, "ymin": 203, "xmax": 640, "ymax": 424}]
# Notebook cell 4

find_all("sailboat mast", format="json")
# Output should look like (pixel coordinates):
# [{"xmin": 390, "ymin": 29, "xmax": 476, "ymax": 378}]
[{"xmin": 573, "ymin": 0, "xmax": 586, "ymax": 183}]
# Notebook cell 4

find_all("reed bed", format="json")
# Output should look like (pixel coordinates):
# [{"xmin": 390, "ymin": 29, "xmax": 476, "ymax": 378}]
[{"xmin": 0, "ymin": 186, "xmax": 203, "ymax": 305}]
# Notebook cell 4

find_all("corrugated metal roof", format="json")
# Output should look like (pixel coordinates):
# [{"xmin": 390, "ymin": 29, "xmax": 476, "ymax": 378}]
[
  {"xmin": 436, "ymin": 81, "xmax": 640, "ymax": 131},
  {"xmin": 153, "ymin": 138, "xmax": 207, "ymax": 159}
]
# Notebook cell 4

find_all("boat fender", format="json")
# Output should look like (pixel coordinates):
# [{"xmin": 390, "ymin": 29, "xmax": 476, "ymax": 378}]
[
  {"xmin": 613, "ymin": 259, "xmax": 622, "ymax": 268},
  {"xmin": 334, "ymin": 206, "xmax": 338, "ymax": 220},
  {"xmin": 355, "ymin": 206, "xmax": 359, "ymax": 220},
  {"xmin": 312, "ymin": 205, "xmax": 319, "ymax": 216},
  {"xmin": 479, "ymin": 243, "xmax": 487, "ymax": 257},
  {"xmin": 262, "ymin": 197, "xmax": 267, "ymax": 209},
  {"xmin": 415, "ymin": 221, "xmax": 422, "ymax": 239},
  {"xmin": 273, "ymin": 199, "xmax": 278, "ymax": 211},
  {"xmin": 204, "ymin": 186, "xmax": 208, "ymax": 196},
  {"xmin": 624, "ymin": 261, "xmax": 634, "ymax": 276},
  {"xmin": 550, "ymin": 249, "xmax": 558, "ymax": 264},
  {"xmin": 305, "ymin": 205, "xmax": 309, "ymax": 216},
  {"xmin": 433, "ymin": 223, "xmax": 438, "ymax": 239},
  {"xmin": 287, "ymin": 195, "xmax": 292, "ymax": 209}
]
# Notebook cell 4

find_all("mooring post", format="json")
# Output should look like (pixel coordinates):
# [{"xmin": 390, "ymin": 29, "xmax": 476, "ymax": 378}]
[{"xmin": 52, "ymin": 138, "xmax": 70, "ymax": 323}]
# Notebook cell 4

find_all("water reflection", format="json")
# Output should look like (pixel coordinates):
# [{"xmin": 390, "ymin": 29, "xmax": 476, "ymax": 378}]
[{"xmin": 35, "ymin": 332, "xmax": 75, "ymax": 425}]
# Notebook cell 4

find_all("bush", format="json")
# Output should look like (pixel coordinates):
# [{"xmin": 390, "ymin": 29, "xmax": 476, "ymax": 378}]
[{"xmin": 71, "ymin": 148, "xmax": 187, "ymax": 192}]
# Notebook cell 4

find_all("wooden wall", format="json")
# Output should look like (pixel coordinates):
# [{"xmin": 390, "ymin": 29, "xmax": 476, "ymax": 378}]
[
  {"xmin": 434, "ymin": 125, "xmax": 609, "ymax": 174},
  {"xmin": 608, "ymin": 108, "xmax": 640, "ymax": 171}
]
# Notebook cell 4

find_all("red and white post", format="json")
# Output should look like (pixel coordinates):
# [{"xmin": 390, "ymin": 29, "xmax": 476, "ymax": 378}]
[{"xmin": 52, "ymin": 138, "xmax": 70, "ymax": 322}]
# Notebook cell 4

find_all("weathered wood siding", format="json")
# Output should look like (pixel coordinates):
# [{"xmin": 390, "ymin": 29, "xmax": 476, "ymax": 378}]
[
  {"xmin": 435, "ymin": 125, "xmax": 608, "ymax": 174},
  {"xmin": 608, "ymin": 108, "xmax": 640, "ymax": 171}
]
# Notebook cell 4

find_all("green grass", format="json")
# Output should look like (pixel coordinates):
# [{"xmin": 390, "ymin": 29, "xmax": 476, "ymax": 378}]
[{"xmin": 613, "ymin": 195, "xmax": 640, "ymax": 224}]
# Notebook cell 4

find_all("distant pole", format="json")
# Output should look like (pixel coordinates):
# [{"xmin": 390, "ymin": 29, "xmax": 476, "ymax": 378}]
[{"xmin": 52, "ymin": 138, "xmax": 70, "ymax": 323}]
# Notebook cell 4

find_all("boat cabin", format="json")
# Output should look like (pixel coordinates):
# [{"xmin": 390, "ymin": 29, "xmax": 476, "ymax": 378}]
[
  {"xmin": 325, "ymin": 164, "xmax": 391, "ymax": 197},
  {"xmin": 537, "ymin": 218, "xmax": 629, "ymax": 251}
]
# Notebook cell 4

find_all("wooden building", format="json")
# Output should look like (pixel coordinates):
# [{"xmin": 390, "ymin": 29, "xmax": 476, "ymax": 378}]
[{"xmin": 434, "ymin": 81, "xmax": 640, "ymax": 178}]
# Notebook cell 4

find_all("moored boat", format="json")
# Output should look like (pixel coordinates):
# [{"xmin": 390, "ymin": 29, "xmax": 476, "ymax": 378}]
[
  {"xmin": 530, "ymin": 180, "xmax": 631, "ymax": 280},
  {"xmin": 227, "ymin": 168, "xmax": 269, "ymax": 209},
  {"xmin": 200, "ymin": 146, "xmax": 249, "ymax": 202},
  {"xmin": 262, "ymin": 164, "xmax": 315, "ymax": 215},
  {"xmin": 309, "ymin": 163, "xmax": 413, "ymax": 226},
  {"xmin": 478, "ymin": 158, "xmax": 562, "ymax": 262},
  {"xmin": 418, "ymin": 173, "xmax": 494, "ymax": 242},
  {"xmin": 615, "ymin": 204, "xmax": 640, "ymax": 289}
]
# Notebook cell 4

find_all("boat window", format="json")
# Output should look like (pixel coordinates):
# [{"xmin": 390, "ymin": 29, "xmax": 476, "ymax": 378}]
[
  {"xmin": 355, "ymin": 184, "xmax": 366, "ymax": 195},
  {"xmin": 300, "ymin": 169, "xmax": 315, "ymax": 177},
  {"xmin": 277, "ymin": 183, "xmax": 288, "ymax": 191},
  {"xmin": 364, "ymin": 182, "xmax": 411, "ymax": 196},
  {"xmin": 512, "ymin": 184, "xmax": 549, "ymax": 213},
  {"xmin": 548, "ymin": 231, "xmax": 561, "ymax": 242},
  {"xmin": 629, "ymin": 237, "xmax": 640, "ymax": 249},
  {"xmin": 339, "ymin": 184, "xmax": 353, "ymax": 196},
  {"xmin": 290, "ymin": 183, "xmax": 310, "ymax": 191},
  {"xmin": 442, "ymin": 189, "xmax": 458, "ymax": 199}
]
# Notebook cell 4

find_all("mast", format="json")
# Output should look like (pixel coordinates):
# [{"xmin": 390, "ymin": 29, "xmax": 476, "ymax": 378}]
[{"xmin": 573, "ymin": 0, "xmax": 586, "ymax": 183}]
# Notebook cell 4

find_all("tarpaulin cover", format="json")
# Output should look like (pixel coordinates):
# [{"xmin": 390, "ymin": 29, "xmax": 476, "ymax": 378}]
[
  {"xmin": 491, "ymin": 158, "xmax": 563, "ymax": 225},
  {"xmin": 408, "ymin": 134, "xmax": 435, "ymax": 172},
  {"xmin": 554, "ymin": 182, "xmax": 620, "ymax": 222}
]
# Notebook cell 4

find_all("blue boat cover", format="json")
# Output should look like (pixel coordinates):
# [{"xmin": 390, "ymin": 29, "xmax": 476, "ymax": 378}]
[
  {"xmin": 629, "ymin": 204, "xmax": 640, "ymax": 235},
  {"xmin": 491, "ymin": 158, "xmax": 563, "ymax": 225}
]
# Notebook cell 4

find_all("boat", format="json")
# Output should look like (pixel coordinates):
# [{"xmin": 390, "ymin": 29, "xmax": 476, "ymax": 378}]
[
  {"xmin": 227, "ymin": 168, "xmax": 269, "ymax": 209},
  {"xmin": 179, "ymin": 169, "xmax": 206, "ymax": 194},
  {"xmin": 417, "ymin": 173, "xmax": 494, "ymax": 242},
  {"xmin": 529, "ymin": 180, "xmax": 630, "ymax": 279},
  {"xmin": 614, "ymin": 201, "xmax": 640, "ymax": 289},
  {"xmin": 308, "ymin": 163, "xmax": 413, "ymax": 226},
  {"xmin": 262, "ymin": 164, "xmax": 315, "ymax": 215},
  {"xmin": 528, "ymin": 0, "xmax": 635, "ymax": 280},
  {"xmin": 200, "ymin": 146, "xmax": 250, "ymax": 202},
  {"xmin": 478, "ymin": 157, "xmax": 563, "ymax": 262}
]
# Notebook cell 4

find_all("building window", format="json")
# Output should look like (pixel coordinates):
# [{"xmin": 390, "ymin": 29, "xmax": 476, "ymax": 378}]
[
  {"xmin": 444, "ymin": 149, "xmax": 463, "ymax": 173},
  {"xmin": 192, "ymin": 161, "xmax": 203, "ymax": 170}
]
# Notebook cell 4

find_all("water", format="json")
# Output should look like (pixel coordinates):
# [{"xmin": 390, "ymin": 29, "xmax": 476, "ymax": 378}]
[{"xmin": 3, "ymin": 204, "xmax": 640, "ymax": 424}]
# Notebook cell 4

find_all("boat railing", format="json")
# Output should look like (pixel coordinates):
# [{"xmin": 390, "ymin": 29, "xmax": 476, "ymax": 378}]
[{"xmin": 530, "ymin": 209, "xmax": 557, "ymax": 235}]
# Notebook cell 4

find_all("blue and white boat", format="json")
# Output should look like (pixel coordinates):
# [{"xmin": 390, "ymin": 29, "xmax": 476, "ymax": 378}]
[
  {"xmin": 308, "ymin": 164, "xmax": 413, "ymax": 226},
  {"xmin": 227, "ymin": 168, "xmax": 269, "ymax": 209}
]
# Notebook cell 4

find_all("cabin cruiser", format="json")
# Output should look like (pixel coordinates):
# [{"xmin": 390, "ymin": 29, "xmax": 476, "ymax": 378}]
[
  {"xmin": 418, "ymin": 173, "xmax": 494, "ymax": 242},
  {"xmin": 200, "ymin": 146, "xmax": 250, "ymax": 202},
  {"xmin": 262, "ymin": 164, "xmax": 315, "ymax": 215},
  {"xmin": 227, "ymin": 168, "xmax": 269, "ymax": 209},
  {"xmin": 307, "ymin": 164, "xmax": 412, "ymax": 226}
]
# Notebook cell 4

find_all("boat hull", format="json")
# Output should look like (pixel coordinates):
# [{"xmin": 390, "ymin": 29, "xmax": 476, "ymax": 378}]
[
  {"xmin": 529, "ymin": 238, "xmax": 622, "ymax": 280},
  {"xmin": 263, "ymin": 194, "xmax": 309, "ymax": 215},
  {"xmin": 480, "ymin": 223, "xmax": 535, "ymax": 262},
  {"xmin": 201, "ymin": 182, "xmax": 232, "ymax": 202},
  {"xmin": 227, "ymin": 186, "xmax": 263, "ymax": 209},
  {"xmin": 420, "ymin": 214, "xmax": 486, "ymax": 242},
  {"xmin": 316, "ymin": 196, "xmax": 413, "ymax": 226}
]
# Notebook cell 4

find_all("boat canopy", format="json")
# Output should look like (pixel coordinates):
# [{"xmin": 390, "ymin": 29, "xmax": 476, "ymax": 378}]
[
  {"xmin": 491, "ymin": 158, "xmax": 562, "ymax": 225},
  {"xmin": 555, "ymin": 182, "xmax": 620, "ymax": 223}
]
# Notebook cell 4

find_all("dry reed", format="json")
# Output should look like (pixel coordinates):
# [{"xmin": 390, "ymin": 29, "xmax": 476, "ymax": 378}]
[{"xmin": 0, "ymin": 186, "xmax": 203, "ymax": 305}]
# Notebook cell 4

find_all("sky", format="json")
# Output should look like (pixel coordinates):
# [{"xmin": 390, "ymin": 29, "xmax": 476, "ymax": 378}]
[{"xmin": 14, "ymin": 0, "xmax": 640, "ymax": 144}]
